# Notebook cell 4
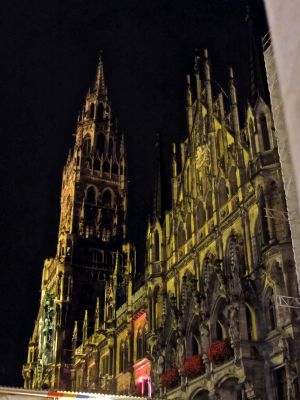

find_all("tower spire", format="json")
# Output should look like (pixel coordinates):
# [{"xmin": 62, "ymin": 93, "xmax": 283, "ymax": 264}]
[
  {"xmin": 204, "ymin": 49, "xmax": 213, "ymax": 132},
  {"xmin": 94, "ymin": 52, "xmax": 106, "ymax": 95},
  {"xmin": 246, "ymin": 3, "xmax": 266, "ymax": 105},
  {"xmin": 229, "ymin": 67, "xmax": 241, "ymax": 143}
]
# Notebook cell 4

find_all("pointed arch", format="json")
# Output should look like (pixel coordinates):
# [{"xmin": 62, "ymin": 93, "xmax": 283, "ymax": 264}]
[
  {"xmin": 154, "ymin": 229, "xmax": 160, "ymax": 261},
  {"xmin": 86, "ymin": 186, "xmax": 96, "ymax": 204},
  {"xmin": 229, "ymin": 167, "xmax": 238, "ymax": 196},
  {"xmin": 212, "ymin": 297, "xmax": 228, "ymax": 341},
  {"xmin": 102, "ymin": 189, "xmax": 113, "ymax": 208},
  {"xmin": 88, "ymin": 103, "xmax": 95, "ymax": 119},
  {"xmin": 259, "ymin": 113, "xmax": 271, "ymax": 151},
  {"xmin": 218, "ymin": 177, "xmax": 228, "ymax": 208},
  {"xmin": 197, "ymin": 201, "xmax": 206, "ymax": 229},
  {"xmin": 102, "ymin": 160, "xmax": 110, "ymax": 173},
  {"xmin": 112, "ymin": 163, "xmax": 118, "ymax": 174},
  {"xmin": 258, "ymin": 187, "xmax": 270, "ymax": 245},
  {"xmin": 186, "ymin": 213, "xmax": 192, "ymax": 238},
  {"xmin": 83, "ymin": 134, "xmax": 91, "ymax": 156},
  {"xmin": 177, "ymin": 222, "xmax": 186, "ymax": 247},
  {"xmin": 97, "ymin": 103, "xmax": 104, "ymax": 120},
  {"xmin": 265, "ymin": 286, "xmax": 276, "ymax": 331},
  {"xmin": 93, "ymin": 158, "xmax": 100, "ymax": 171},
  {"xmin": 97, "ymin": 134, "xmax": 105, "ymax": 153},
  {"xmin": 206, "ymin": 191, "xmax": 213, "ymax": 219},
  {"xmin": 245, "ymin": 304, "xmax": 256, "ymax": 341}
]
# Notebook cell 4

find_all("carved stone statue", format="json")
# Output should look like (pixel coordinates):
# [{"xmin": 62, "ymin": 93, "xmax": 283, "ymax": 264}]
[
  {"xmin": 228, "ymin": 302, "xmax": 240, "ymax": 342},
  {"xmin": 176, "ymin": 335, "xmax": 185, "ymax": 369}
]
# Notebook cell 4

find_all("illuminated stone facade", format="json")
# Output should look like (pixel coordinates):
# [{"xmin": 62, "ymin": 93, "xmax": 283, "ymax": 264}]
[{"xmin": 24, "ymin": 51, "xmax": 300, "ymax": 399}]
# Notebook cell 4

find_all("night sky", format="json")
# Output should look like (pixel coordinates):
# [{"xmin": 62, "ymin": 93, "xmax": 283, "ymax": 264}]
[{"xmin": 0, "ymin": 0, "xmax": 268, "ymax": 386}]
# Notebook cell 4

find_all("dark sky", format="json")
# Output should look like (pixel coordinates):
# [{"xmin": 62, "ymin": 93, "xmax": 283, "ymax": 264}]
[{"xmin": 0, "ymin": 0, "xmax": 268, "ymax": 387}]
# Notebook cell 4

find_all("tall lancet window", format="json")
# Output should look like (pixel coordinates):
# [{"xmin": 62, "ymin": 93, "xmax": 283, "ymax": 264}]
[{"xmin": 154, "ymin": 230, "xmax": 160, "ymax": 261}]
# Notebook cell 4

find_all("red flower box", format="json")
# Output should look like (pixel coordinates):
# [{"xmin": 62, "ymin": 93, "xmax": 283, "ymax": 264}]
[
  {"xmin": 160, "ymin": 368, "xmax": 179, "ymax": 388},
  {"xmin": 208, "ymin": 338, "xmax": 233, "ymax": 364},
  {"xmin": 183, "ymin": 354, "xmax": 205, "ymax": 378}
]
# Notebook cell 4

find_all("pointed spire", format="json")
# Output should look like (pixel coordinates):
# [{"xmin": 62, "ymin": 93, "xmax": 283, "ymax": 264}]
[
  {"xmin": 82, "ymin": 310, "xmax": 88, "ymax": 347},
  {"xmin": 114, "ymin": 250, "xmax": 119, "ymax": 278},
  {"xmin": 72, "ymin": 321, "xmax": 78, "ymax": 355},
  {"xmin": 172, "ymin": 143, "xmax": 177, "ymax": 178},
  {"xmin": 204, "ymin": 49, "xmax": 213, "ymax": 131},
  {"xmin": 94, "ymin": 298, "xmax": 100, "ymax": 332},
  {"xmin": 245, "ymin": 3, "xmax": 266, "ymax": 105},
  {"xmin": 186, "ymin": 75, "xmax": 193, "ymax": 134},
  {"xmin": 194, "ymin": 52, "xmax": 201, "ymax": 101},
  {"xmin": 120, "ymin": 134, "xmax": 125, "ymax": 157},
  {"xmin": 95, "ymin": 52, "xmax": 106, "ymax": 95},
  {"xmin": 229, "ymin": 67, "xmax": 241, "ymax": 142},
  {"xmin": 152, "ymin": 133, "xmax": 168, "ymax": 222}
]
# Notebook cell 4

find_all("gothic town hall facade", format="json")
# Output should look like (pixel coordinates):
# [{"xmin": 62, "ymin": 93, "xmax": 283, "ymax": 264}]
[{"xmin": 23, "ymin": 51, "xmax": 300, "ymax": 399}]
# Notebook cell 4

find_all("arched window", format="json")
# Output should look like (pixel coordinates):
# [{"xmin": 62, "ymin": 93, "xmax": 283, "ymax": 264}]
[
  {"xmin": 246, "ymin": 305, "xmax": 254, "ymax": 341},
  {"xmin": 83, "ymin": 135, "xmax": 91, "ymax": 156},
  {"xmin": 137, "ymin": 330, "xmax": 144, "ymax": 360},
  {"xmin": 102, "ymin": 190, "xmax": 112, "ymax": 208},
  {"xmin": 152, "ymin": 287, "xmax": 159, "ymax": 331},
  {"xmin": 94, "ymin": 158, "xmax": 100, "ymax": 171},
  {"xmin": 97, "ymin": 134, "xmax": 104, "ymax": 153},
  {"xmin": 103, "ymin": 160, "xmax": 110, "ymax": 173},
  {"xmin": 216, "ymin": 321, "xmax": 224, "ymax": 340},
  {"xmin": 260, "ymin": 114, "xmax": 271, "ymax": 151},
  {"xmin": 86, "ymin": 186, "xmax": 96, "ymax": 204},
  {"xmin": 102, "ymin": 225, "xmax": 111, "ymax": 242},
  {"xmin": 154, "ymin": 230, "xmax": 160, "ymax": 261},
  {"xmin": 186, "ymin": 213, "xmax": 192, "ymax": 238},
  {"xmin": 249, "ymin": 119, "xmax": 257, "ymax": 155},
  {"xmin": 97, "ymin": 103, "xmax": 104, "ymax": 120},
  {"xmin": 229, "ymin": 167, "xmax": 238, "ymax": 196},
  {"xmin": 112, "ymin": 163, "xmax": 118, "ymax": 174},
  {"xmin": 266, "ymin": 288, "xmax": 276, "ymax": 331},
  {"xmin": 89, "ymin": 103, "xmax": 95, "ymax": 119},
  {"xmin": 197, "ymin": 202, "xmax": 206, "ymax": 229},
  {"xmin": 218, "ymin": 178, "xmax": 228, "ymax": 208},
  {"xmin": 206, "ymin": 191, "xmax": 213, "ymax": 219},
  {"xmin": 258, "ymin": 189, "xmax": 270, "ymax": 245},
  {"xmin": 178, "ymin": 222, "xmax": 186, "ymax": 247},
  {"xmin": 191, "ymin": 334, "xmax": 200, "ymax": 356}
]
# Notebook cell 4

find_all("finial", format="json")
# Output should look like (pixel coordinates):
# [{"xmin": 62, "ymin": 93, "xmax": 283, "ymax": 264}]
[
  {"xmin": 194, "ymin": 48, "xmax": 200, "ymax": 73},
  {"xmin": 204, "ymin": 48, "xmax": 209, "ymax": 60},
  {"xmin": 95, "ymin": 51, "xmax": 105, "ymax": 94},
  {"xmin": 229, "ymin": 67, "xmax": 234, "ymax": 80},
  {"xmin": 114, "ymin": 250, "xmax": 119, "ymax": 277},
  {"xmin": 72, "ymin": 321, "xmax": 78, "ymax": 339},
  {"xmin": 172, "ymin": 143, "xmax": 176, "ymax": 155}
]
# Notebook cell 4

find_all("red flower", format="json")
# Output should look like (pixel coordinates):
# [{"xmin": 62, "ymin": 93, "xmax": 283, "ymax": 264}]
[
  {"xmin": 208, "ymin": 338, "xmax": 233, "ymax": 364},
  {"xmin": 160, "ymin": 368, "xmax": 179, "ymax": 388},
  {"xmin": 183, "ymin": 354, "xmax": 205, "ymax": 378}
]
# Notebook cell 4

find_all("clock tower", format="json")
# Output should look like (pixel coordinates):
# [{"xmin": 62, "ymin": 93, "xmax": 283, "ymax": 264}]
[{"xmin": 23, "ymin": 56, "xmax": 131, "ymax": 390}]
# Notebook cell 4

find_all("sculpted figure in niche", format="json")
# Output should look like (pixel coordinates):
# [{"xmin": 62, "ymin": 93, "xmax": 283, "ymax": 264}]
[
  {"xmin": 176, "ymin": 335, "xmax": 185, "ymax": 369},
  {"xmin": 228, "ymin": 302, "xmax": 240, "ymax": 342}
]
